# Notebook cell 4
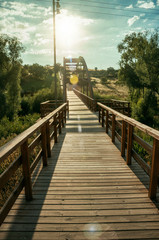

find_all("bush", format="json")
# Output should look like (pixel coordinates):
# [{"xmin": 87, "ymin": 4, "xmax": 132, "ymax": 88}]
[
  {"xmin": 0, "ymin": 114, "xmax": 39, "ymax": 140},
  {"xmin": 101, "ymin": 77, "xmax": 107, "ymax": 85},
  {"xmin": 132, "ymin": 90, "xmax": 157, "ymax": 126},
  {"xmin": 19, "ymin": 96, "xmax": 32, "ymax": 115},
  {"xmin": 32, "ymin": 88, "xmax": 55, "ymax": 113}
]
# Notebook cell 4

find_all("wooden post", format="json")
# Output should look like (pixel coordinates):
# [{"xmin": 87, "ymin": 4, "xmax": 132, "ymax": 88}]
[
  {"xmin": 54, "ymin": 114, "xmax": 57, "ymax": 143},
  {"xmin": 106, "ymin": 110, "xmax": 109, "ymax": 134},
  {"xmin": 112, "ymin": 114, "xmax": 115, "ymax": 143},
  {"xmin": 102, "ymin": 109, "xmax": 104, "ymax": 127},
  {"xmin": 148, "ymin": 139, "xmax": 159, "ymax": 199},
  {"xmin": 99, "ymin": 108, "xmax": 101, "ymax": 123},
  {"xmin": 126, "ymin": 124, "xmax": 133, "ymax": 165},
  {"xmin": 21, "ymin": 140, "xmax": 33, "ymax": 201},
  {"xmin": 64, "ymin": 105, "xmax": 67, "ymax": 123},
  {"xmin": 41, "ymin": 124, "xmax": 48, "ymax": 166},
  {"xmin": 59, "ymin": 111, "xmax": 62, "ymax": 134},
  {"xmin": 46, "ymin": 122, "xmax": 51, "ymax": 158},
  {"xmin": 121, "ymin": 120, "xmax": 126, "ymax": 157},
  {"xmin": 67, "ymin": 100, "xmax": 69, "ymax": 116},
  {"xmin": 61, "ymin": 109, "xmax": 64, "ymax": 128}
]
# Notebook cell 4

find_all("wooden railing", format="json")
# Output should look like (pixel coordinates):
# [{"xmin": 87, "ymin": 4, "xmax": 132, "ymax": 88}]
[
  {"xmin": 40, "ymin": 100, "xmax": 69, "ymax": 118},
  {"xmin": 73, "ymin": 89, "xmax": 131, "ymax": 116},
  {"xmin": 98, "ymin": 102, "xmax": 159, "ymax": 199},
  {"xmin": 73, "ymin": 88, "xmax": 96, "ymax": 111},
  {"xmin": 97, "ymin": 99, "xmax": 131, "ymax": 116},
  {"xmin": 0, "ymin": 102, "xmax": 68, "ymax": 225}
]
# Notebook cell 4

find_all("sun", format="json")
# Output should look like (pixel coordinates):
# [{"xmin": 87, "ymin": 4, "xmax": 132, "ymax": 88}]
[{"xmin": 56, "ymin": 13, "xmax": 79, "ymax": 48}]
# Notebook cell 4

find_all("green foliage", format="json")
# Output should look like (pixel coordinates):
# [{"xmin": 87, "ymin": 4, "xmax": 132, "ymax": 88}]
[
  {"xmin": 89, "ymin": 67, "xmax": 118, "ymax": 80},
  {"xmin": 20, "ymin": 87, "xmax": 63, "ymax": 115},
  {"xmin": 32, "ymin": 88, "xmax": 55, "ymax": 113},
  {"xmin": 133, "ymin": 129, "xmax": 153, "ymax": 166},
  {"xmin": 101, "ymin": 76, "xmax": 107, "ymax": 85},
  {"xmin": 94, "ymin": 91, "xmax": 123, "ymax": 101},
  {"xmin": 21, "ymin": 64, "xmax": 62, "ymax": 94},
  {"xmin": 0, "ymin": 34, "xmax": 24, "ymax": 120},
  {"xmin": 6, "ymin": 63, "xmax": 22, "ymax": 120},
  {"xmin": 118, "ymin": 30, "xmax": 159, "ymax": 126},
  {"xmin": 131, "ymin": 90, "xmax": 157, "ymax": 126},
  {"xmin": 0, "ymin": 114, "xmax": 39, "ymax": 139},
  {"xmin": 118, "ymin": 30, "xmax": 159, "ymax": 93}
]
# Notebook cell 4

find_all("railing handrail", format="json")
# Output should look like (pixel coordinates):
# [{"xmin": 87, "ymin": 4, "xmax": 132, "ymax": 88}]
[
  {"xmin": 98, "ymin": 102, "xmax": 159, "ymax": 141},
  {"xmin": 0, "ymin": 103, "xmax": 67, "ymax": 163},
  {"xmin": 97, "ymin": 98, "xmax": 129, "ymax": 104},
  {"xmin": 97, "ymin": 101, "xmax": 159, "ymax": 199},
  {"xmin": 73, "ymin": 88, "xmax": 94, "ymax": 101},
  {"xmin": 111, "ymin": 99, "xmax": 129, "ymax": 104},
  {"xmin": 0, "ymin": 102, "xmax": 68, "ymax": 225}
]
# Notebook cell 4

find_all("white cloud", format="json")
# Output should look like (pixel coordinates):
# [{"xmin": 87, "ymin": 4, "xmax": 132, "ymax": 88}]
[
  {"xmin": 34, "ymin": 38, "xmax": 51, "ymax": 46},
  {"xmin": 24, "ymin": 49, "xmax": 53, "ymax": 56},
  {"xmin": 128, "ymin": 16, "xmax": 140, "ymax": 26},
  {"xmin": 1, "ymin": 1, "xmax": 51, "ymax": 19},
  {"xmin": 126, "ymin": 4, "xmax": 133, "ymax": 9},
  {"xmin": 157, "ymin": 0, "xmax": 159, "ymax": 6},
  {"xmin": 137, "ymin": 0, "xmax": 155, "ymax": 9},
  {"xmin": 0, "ymin": 17, "xmax": 36, "ymax": 43}
]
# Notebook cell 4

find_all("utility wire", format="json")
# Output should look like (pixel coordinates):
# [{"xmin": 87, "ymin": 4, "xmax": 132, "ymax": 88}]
[
  {"xmin": 1, "ymin": 0, "xmax": 159, "ymax": 14},
  {"xmin": 61, "ymin": 7, "xmax": 159, "ymax": 21},
  {"xmin": 1, "ymin": 0, "xmax": 159, "ymax": 21},
  {"xmin": 78, "ymin": 0, "xmax": 159, "ymax": 12},
  {"xmin": 61, "ymin": 1, "xmax": 159, "ymax": 16}
]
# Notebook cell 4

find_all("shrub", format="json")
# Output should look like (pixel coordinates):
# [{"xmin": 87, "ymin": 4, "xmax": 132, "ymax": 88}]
[
  {"xmin": 101, "ymin": 77, "xmax": 107, "ymax": 85},
  {"xmin": 132, "ymin": 90, "xmax": 157, "ymax": 126},
  {"xmin": 0, "ymin": 114, "xmax": 39, "ymax": 140}
]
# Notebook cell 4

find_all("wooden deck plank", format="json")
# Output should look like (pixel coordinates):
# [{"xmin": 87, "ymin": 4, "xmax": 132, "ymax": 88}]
[{"xmin": 1, "ymin": 91, "xmax": 159, "ymax": 239}]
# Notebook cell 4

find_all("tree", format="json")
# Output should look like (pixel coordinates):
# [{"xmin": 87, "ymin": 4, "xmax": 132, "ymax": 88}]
[
  {"xmin": 118, "ymin": 31, "xmax": 159, "ymax": 94},
  {"xmin": 118, "ymin": 31, "xmax": 159, "ymax": 125},
  {"xmin": 0, "ymin": 34, "xmax": 24, "ymax": 119},
  {"xmin": 106, "ymin": 67, "xmax": 117, "ymax": 79}
]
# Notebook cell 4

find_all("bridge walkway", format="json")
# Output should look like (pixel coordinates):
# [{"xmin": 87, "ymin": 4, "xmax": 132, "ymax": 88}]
[{"xmin": 0, "ymin": 91, "xmax": 159, "ymax": 239}]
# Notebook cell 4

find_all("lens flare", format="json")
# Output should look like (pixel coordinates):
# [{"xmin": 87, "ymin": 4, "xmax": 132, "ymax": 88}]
[{"xmin": 70, "ymin": 74, "xmax": 79, "ymax": 85}]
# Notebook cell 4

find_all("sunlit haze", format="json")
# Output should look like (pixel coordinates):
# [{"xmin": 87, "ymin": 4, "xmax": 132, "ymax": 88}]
[{"xmin": 1, "ymin": 0, "xmax": 159, "ymax": 69}]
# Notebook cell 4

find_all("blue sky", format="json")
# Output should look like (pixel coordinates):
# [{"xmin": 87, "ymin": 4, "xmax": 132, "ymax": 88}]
[{"xmin": 0, "ymin": 0, "xmax": 159, "ymax": 69}]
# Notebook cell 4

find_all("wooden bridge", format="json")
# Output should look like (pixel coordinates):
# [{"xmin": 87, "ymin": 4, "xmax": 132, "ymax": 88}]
[{"xmin": 0, "ymin": 89, "xmax": 159, "ymax": 239}]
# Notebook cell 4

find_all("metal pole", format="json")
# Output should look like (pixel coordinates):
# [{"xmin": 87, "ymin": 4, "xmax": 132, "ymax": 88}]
[
  {"xmin": 63, "ymin": 57, "xmax": 66, "ymax": 102},
  {"xmin": 53, "ymin": 0, "xmax": 57, "ymax": 104}
]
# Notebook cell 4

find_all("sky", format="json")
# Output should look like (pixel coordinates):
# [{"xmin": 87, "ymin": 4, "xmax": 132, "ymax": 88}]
[{"xmin": 0, "ymin": 0, "xmax": 159, "ymax": 69}]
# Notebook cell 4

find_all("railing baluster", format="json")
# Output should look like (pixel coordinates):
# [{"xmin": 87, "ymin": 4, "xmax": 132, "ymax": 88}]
[
  {"xmin": 41, "ymin": 124, "xmax": 48, "ymax": 166},
  {"xmin": 21, "ymin": 140, "xmax": 33, "ymax": 201},
  {"xmin": 54, "ymin": 114, "xmax": 58, "ymax": 143},
  {"xmin": 59, "ymin": 111, "xmax": 62, "ymax": 134},
  {"xmin": 121, "ymin": 120, "xmax": 126, "ymax": 157},
  {"xmin": 148, "ymin": 138, "xmax": 159, "ymax": 199},
  {"xmin": 112, "ymin": 114, "xmax": 116, "ymax": 143},
  {"xmin": 99, "ymin": 108, "xmax": 101, "ymax": 123},
  {"xmin": 64, "ymin": 105, "xmax": 67, "ymax": 123},
  {"xmin": 126, "ymin": 124, "xmax": 133, "ymax": 165},
  {"xmin": 102, "ymin": 109, "xmax": 104, "ymax": 127},
  {"xmin": 67, "ymin": 100, "xmax": 69, "ymax": 115},
  {"xmin": 106, "ymin": 110, "xmax": 109, "ymax": 134},
  {"xmin": 62, "ymin": 109, "xmax": 64, "ymax": 128},
  {"xmin": 46, "ymin": 121, "xmax": 51, "ymax": 158}
]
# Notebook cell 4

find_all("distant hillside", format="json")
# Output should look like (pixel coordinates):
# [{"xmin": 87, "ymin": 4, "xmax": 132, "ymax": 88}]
[{"xmin": 91, "ymin": 77, "xmax": 129, "ymax": 100}]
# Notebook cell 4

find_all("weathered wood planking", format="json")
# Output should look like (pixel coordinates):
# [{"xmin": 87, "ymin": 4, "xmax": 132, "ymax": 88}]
[{"xmin": 0, "ymin": 91, "xmax": 159, "ymax": 240}]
